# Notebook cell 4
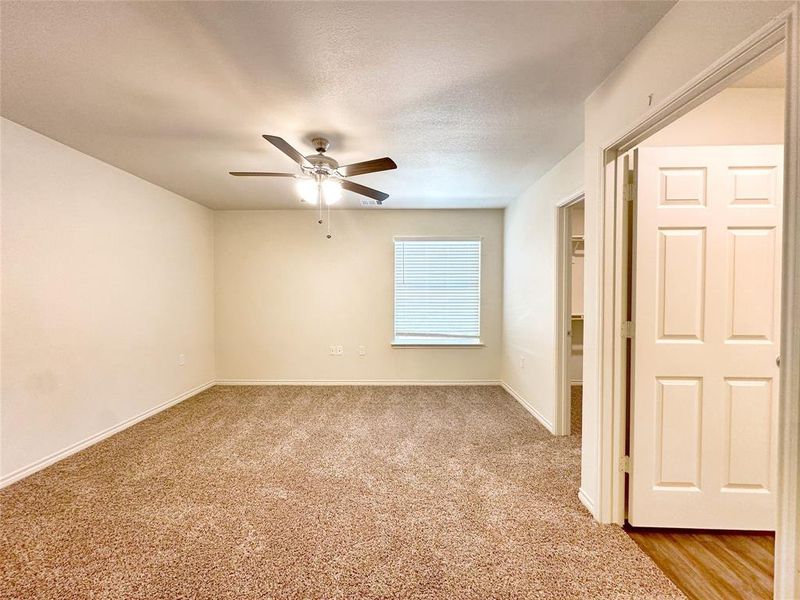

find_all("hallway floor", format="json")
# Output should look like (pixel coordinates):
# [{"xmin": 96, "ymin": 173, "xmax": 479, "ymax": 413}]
[
  {"xmin": 1, "ymin": 385, "xmax": 682, "ymax": 599},
  {"xmin": 627, "ymin": 527, "xmax": 774, "ymax": 600}
]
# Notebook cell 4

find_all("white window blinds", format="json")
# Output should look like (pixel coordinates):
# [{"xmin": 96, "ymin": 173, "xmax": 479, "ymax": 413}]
[{"xmin": 393, "ymin": 237, "xmax": 481, "ymax": 344}]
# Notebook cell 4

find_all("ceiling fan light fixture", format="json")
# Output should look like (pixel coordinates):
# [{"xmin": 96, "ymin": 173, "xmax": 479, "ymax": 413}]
[
  {"xmin": 231, "ymin": 135, "xmax": 395, "ymax": 237},
  {"xmin": 296, "ymin": 177, "xmax": 318, "ymax": 204},
  {"xmin": 322, "ymin": 178, "xmax": 342, "ymax": 205}
]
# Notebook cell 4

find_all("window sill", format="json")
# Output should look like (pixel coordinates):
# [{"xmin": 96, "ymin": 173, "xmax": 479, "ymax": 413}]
[{"xmin": 391, "ymin": 338, "xmax": 484, "ymax": 348}]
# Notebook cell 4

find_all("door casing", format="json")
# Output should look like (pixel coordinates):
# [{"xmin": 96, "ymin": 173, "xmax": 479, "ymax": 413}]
[{"xmin": 555, "ymin": 189, "xmax": 586, "ymax": 436}]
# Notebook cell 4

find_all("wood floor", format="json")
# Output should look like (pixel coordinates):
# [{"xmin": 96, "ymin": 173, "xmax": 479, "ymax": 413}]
[{"xmin": 625, "ymin": 527, "xmax": 775, "ymax": 600}]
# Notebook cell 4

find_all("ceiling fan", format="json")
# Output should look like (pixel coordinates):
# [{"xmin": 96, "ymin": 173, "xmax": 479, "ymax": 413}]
[{"xmin": 230, "ymin": 135, "xmax": 396, "ymax": 206}]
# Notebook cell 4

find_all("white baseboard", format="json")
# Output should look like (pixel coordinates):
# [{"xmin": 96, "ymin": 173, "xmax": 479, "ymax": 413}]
[
  {"xmin": 578, "ymin": 487, "xmax": 597, "ymax": 518},
  {"xmin": 0, "ymin": 380, "xmax": 215, "ymax": 489},
  {"xmin": 499, "ymin": 381, "xmax": 555, "ymax": 434},
  {"xmin": 216, "ymin": 379, "xmax": 502, "ymax": 386}
]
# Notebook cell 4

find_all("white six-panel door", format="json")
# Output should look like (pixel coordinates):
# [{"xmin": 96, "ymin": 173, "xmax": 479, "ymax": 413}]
[{"xmin": 629, "ymin": 145, "xmax": 783, "ymax": 530}]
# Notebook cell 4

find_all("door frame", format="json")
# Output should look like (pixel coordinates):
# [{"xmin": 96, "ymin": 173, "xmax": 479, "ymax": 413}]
[
  {"xmin": 595, "ymin": 6, "xmax": 799, "ymax": 597},
  {"xmin": 555, "ymin": 189, "xmax": 585, "ymax": 436}
]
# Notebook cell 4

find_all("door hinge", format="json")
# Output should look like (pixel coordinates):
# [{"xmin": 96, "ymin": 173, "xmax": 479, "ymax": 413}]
[
  {"xmin": 621, "ymin": 320, "xmax": 634, "ymax": 339},
  {"xmin": 620, "ymin": 455, "xmax": 631, "ymax": 473},
  {"xmin": 625, "ymin": 169, "xmax": 636, "ymax": 202}
]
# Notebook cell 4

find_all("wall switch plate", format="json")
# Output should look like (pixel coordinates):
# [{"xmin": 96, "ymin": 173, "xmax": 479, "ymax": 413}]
[
  {"xmin": 335, "ymin": 345, "xmax": 344, "ymax": 355},
  {"xmin": 178, "ymin": 353, "xmax": 186, "ymax": 366},
  {"xmin": 358, "ymin": 345, "xmax": 366, "ymax": 356},
  {"xmin": 329, "ymin": 346, "xmax": 337, "ymax": 356}
]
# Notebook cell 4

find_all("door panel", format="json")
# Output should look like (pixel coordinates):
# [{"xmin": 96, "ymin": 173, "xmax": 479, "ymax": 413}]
[
  {"xmin": 657, "ymin": 228, "xmax": 706, "ymax": 340},
  {"xmin": 723, "ymin": 378, "xmax": 773, "ymax": 491},
  {"xmin": 727, "ymin": 228, "xmax": 777, "ymax": 341},
  {"xmin": 629, "ymin": 145, "xmax": 783, "ymax": 530},
  {"xmin": 654, "ymin": 377, "xmax": 703, "ymax": 489}
]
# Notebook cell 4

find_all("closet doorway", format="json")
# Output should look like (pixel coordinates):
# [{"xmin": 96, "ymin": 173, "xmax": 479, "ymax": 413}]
[{"xmin": 556, "ymin": 191, "xmax": 585, "ymax": 437}]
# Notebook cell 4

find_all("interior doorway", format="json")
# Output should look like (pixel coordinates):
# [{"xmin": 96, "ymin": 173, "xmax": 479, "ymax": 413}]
[
  {"xmin": 620, "ymin": 49, "xmax": 787, "ymax": 599},
  {"xmin": 556, "ymin": 191, "xmax": 586, "ymax": 437}
]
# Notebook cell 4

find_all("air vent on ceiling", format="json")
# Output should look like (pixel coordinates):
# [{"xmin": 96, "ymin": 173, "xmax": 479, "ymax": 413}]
[{"xmin": 360, "ymin": 198, "xmax": 379, "ymax": 207}]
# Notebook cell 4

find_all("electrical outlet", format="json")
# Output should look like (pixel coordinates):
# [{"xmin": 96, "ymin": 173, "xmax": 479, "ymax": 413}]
[
  {"xmin": 358, "ymin": 345, "xmax": 366, "ymax": 356},
  {"xmin": 178, "ymin": 353, "xmax": 186, "ymax": 366}
]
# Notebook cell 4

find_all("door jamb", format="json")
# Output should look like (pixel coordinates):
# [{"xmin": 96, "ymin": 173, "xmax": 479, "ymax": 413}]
[
  {"xmin": 595, "ymin": 6, "xmax": 799, "ymax": 597},
  {"xmin": 555, "ymin": 189, "xmax": 586, "ymax": 436}
]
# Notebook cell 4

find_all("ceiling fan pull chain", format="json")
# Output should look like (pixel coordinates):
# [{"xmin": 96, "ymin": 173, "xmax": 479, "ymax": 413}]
[
  {"xmin": 318, "ymin": 188, "xmax": 323, "ymax": 224},
  {"xmin": 326, "ymin": 204, "xmax": 332, "ymax": 239}
]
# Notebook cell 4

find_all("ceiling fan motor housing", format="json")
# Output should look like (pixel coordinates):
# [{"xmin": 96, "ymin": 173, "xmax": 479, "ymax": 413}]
[
  {"xmin": 305, "ymin": 137, "xmax": 339, "ymax": 174},
  {"xmin": 305, "ymin": 153, "xmax": 339, "ymax": 173}
]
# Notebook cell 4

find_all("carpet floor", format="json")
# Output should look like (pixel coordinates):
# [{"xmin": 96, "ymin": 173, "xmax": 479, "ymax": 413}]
[
  {"xmin": 1, "ymin": 385, "xmax": 683, "ymax": 599},
  {"xmin": 571, "ymin": 385, "xmax": 583, "ymax": 436}
]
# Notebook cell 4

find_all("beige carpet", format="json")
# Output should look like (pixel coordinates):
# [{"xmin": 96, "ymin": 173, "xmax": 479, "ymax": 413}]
[
  {"xmin": 1, "ymin": 385, "xmax": 682, "ymax": 599},
  {"xmin": 571, "ymin": 385, "xmax": 583, "ymax": 436}
]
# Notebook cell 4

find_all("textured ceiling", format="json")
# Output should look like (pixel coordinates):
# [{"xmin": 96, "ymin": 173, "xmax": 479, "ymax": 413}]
[{"xmin": 1, "ymin": 1, "xmax": 674, "ymax": 209}]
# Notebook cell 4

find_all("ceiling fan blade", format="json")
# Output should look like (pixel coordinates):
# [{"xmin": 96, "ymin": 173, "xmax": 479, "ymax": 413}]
[
  {"xmin": 229, "ymin": 171, "xmax": 297, "ymax": 177},
  {"xmin": 262, "ymin": 135, "xmax": 312, "ymax": 168},
  {"xmin": 338, "ymin": 157, "xmax": 397, "ymax": 177},
  {"xmin": 340, "ymin": 179, "xmax": 389, "ymax": 203}
]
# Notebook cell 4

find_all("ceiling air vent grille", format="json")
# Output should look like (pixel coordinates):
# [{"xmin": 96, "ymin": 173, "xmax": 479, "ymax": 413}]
[{"xmin": 360, "ymin": 198, "xmax": 379, "ymax": 207}]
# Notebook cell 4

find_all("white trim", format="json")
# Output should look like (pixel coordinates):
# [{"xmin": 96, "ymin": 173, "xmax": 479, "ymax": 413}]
[
  {"xmin": 556, "ymin": 187, "xmax": 586, "ymax": 208},
  {"xmin": 0, "ymin": 380, "xmax": 215, "ymax": 489},
  {"xmin": 500, "ymin": 381, "xmax": 555, "ymax": 434},
  {"xmin": 391, "ymin": 340, "xmax": 484, "ymax": 348},
  {"xmin": 578, "ymin": 487, "xmax": 597, "ymax": 518},
  {"xmin": 216, "ymin": 379, "xmax": 502, "ymax": 386},
  {"xmin": 555, "ymin": 190, "xmax": 586, "ymax": 436},
  {"xmin": 393, "ymin": 235, "xmax": 484, "ymax": 242},
  {"xmin": 776, "ymin": 6, "xmax": 800, "ymax": 597},
  {"xmin": 594, "ymin": 7, "xmax": 799, "ymax": 597}
]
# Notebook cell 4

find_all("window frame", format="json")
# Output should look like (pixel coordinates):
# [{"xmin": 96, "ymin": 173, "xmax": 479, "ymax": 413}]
[{"xmin": 391, "ymin": 235, "xmax": 484, "ymax": 348}]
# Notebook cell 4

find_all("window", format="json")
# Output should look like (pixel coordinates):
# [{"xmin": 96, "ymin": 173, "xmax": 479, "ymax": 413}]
[{"xmin": 393, "ymin": 237, "xmax": 482, "ymax": 346}]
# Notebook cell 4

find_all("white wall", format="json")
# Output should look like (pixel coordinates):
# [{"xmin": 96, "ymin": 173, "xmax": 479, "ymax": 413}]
[
  {"xmin": 214, "ymin": 209, "xmax": 503, "ymax": 383},
  {"xmin": 581, "ymin": 0, "xmax": 793, "ymax": 519},
  {"xmin": 643, "ymin": 87, "xmax": 784, "ymax": 146},
  {"xmin": 501, "ymin": 145, "xmax": 584, "ymax": 429},
  {"xmin": 1, "ymin": 118, "xmax": 215, "ymax": 483}
]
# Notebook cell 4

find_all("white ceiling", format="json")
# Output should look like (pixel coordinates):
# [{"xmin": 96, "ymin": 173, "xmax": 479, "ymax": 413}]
[{"xmin": 1, "ymin": 1, "xmax": 673, "ymax": 210}]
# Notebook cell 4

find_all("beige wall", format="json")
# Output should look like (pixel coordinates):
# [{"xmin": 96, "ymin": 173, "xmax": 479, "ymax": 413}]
[
  {"xmin": 643, "ymin": 87, "xmax": 784, "ymax": 146},
  {"xmin": 501, "ymin": 145, "xmax": 584, "ymax": 429},
  {"xmin": 1, "ymin": 118, "xmax": 216, "ymax": 483},
  {"xmin": 581, "ymin": 0, "xmax": 793, "ymax": 518},
  {"xmin": 214, "ymin": 209, "xmax": 503, "ymax": 383}
]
